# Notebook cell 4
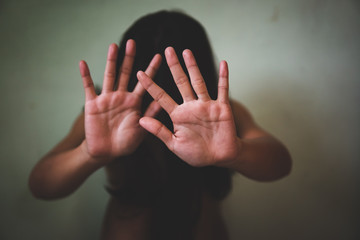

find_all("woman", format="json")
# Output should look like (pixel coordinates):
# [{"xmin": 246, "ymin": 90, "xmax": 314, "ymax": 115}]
[{"xmin": 29, "ymin": 10, "xmax": 292, "ymax": 240}]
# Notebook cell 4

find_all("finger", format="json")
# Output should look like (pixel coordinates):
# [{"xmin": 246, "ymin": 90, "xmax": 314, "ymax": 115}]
[
  {"xmin": 133, "ymin": 54, "xmax": 162, "ymax": 96},
  {"xmin": 143, "ymin": 101, "xmax": 162, "ymax": 118},
  {"xmin": 165, "ymin": 47, "xmax": 196, "ymax": 102},
  {"xmin": 139, "ymin": 117, "xmax": 173, "ymax": 149},
  {"xmin": 102, "ymin": 43, "xmax": 119, "ymax": 93},
  {"xmin": 117, "ymin": 39, "xmax": 136, "ymax": 91},
  {"xmin": 79, "ymin": 60, "xmax": 97, "ymax": 101},
  {"xmin": 137, "ymin": 71, "xmax": 177, "ymax": 114},
  {"xmin": 183, "ymin": 49, "xmax": 210, "ymax": 101},
  {"xmin": 217, "ymin": 60, "xmax": 229, "ymax": 103}
]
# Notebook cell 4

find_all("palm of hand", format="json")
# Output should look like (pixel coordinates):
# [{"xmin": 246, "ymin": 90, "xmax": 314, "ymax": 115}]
[
  {"xmin": 79, "ymin": 41, "xmax": 162, "ymax": 161},
  {"xmin": 170, "ymin": 101, "xmax": 238, "ymax": 166},
  {"xmin": 137, "ymin": 47, "xmax": 238, "ymax": 167},
  {"xmin": 85, "ymin": 92, "xmax": 144, "ymax": 158}
]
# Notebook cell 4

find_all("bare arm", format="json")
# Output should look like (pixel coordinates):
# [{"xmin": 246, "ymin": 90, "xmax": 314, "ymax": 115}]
[
  {"xmin": 227, "ymin": 100, "xmax": 292, "ymax": 181},
  {"xmin": 28, "ymin": 113, "xmax": 104, "ymax": 199},
  {"xmin": 137, "ymin": 47, "xmax": 291, "ymax": 182},
  {"xmin": 29, "ymin": 40, "xmax": 162, "ymax": 199}
]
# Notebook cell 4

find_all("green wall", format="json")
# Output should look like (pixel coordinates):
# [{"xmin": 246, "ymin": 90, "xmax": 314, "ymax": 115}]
[{"xmin": 1, "ymin": 0, "xmax": 359, "ymax": 239}]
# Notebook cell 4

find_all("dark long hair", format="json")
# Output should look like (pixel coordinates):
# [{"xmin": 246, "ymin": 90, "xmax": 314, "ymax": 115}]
[{"xmin": 106, "ymin": 10, "xmax": 232, "ymax": 240}]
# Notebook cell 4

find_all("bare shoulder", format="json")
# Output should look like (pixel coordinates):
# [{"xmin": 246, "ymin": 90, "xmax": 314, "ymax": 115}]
[
  {"xmin": 229, "ymin": 99, "xmax": 269, "ymax": 139},
  {"xmin": 45, "ymin": 112, "xmax": 85, "ymax": 156}
]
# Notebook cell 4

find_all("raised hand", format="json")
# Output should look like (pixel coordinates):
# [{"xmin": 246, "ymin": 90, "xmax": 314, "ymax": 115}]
[
  {"xmin": 137, "ymin": 47, "xmax": 240, "ymax": 167},
  {"xmin": 79, "ymin": 40, "xmax": 162, "ymax": 162}
]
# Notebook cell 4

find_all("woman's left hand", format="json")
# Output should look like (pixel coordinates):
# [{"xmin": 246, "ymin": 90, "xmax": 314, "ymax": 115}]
[{"xmin": 137, "ymin": 47, "xmax": 240, "ymax": 167}]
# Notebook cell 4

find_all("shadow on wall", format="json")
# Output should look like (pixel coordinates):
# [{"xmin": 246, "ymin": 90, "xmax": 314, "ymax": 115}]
[
  {"xmin": 353, "ymin": 0, "xmax": 360, "ymax": 13},
  {"xmin": 248, "ymin": 73, "xmax": 357, "ymax": 187},
  {"xmin": 246, "ymin": 75, "xmax": 324, "ymax": 167},
  {"xmin": 228, "ymin": 74, "xmax": 359, "ymax": 239}
]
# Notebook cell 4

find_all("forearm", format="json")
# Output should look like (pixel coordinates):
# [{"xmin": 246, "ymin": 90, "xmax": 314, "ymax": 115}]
[
  {"xmin": 223, "ymin": 136, "xmax": 292, "ymax": 181},
  {"xmin": 29, "ymin": 141, "xmax": 106, "ymax": 200}
]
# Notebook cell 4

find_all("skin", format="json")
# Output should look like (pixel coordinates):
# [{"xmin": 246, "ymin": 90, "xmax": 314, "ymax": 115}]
[
  {"xmin": 28, "ymin": 39, "xmax": 292, "ymax": 239},
  {"xmin": 28, "ymin": 40, "xmax": 163, "ymax": 199},
  {"xmin": 81, "ymin": 40, "xmax": 163, "ymax": 161},
  {"xmin": 137, "ymin": 48, "xmax": 239, "ymax": 168},
  {"xmin": 137, "ymin": 46, "xmax": 291, "ymax": 180}
]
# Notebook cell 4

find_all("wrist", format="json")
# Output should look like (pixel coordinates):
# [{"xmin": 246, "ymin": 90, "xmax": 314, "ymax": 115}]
[
  {"xmin": 78, "ymin": 140, "xmax": 112, "ymax": 168},
  {"xmin": 214, "ymin": 137, "xmax": 244, "ymax": 170}
]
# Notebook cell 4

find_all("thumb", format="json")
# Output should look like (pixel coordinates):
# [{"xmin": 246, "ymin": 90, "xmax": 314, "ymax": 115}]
[
  {"xmin": 139, "ymin": 117, "xmax": 173, "ymax": 149},
  {"xmin": 143, "ymin": 101, "xmax": 162, "ymax": 118}
]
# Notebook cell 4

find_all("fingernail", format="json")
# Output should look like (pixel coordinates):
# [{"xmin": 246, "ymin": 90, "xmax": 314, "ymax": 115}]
[
  {"xmin": 165, "ymin": 47, "xmax": 174, "ymax": 56},
  {"xmin": 137, "ymin": 71, "xmax": 144, "ymax": 78},
  {"xmin": 183, "ymin": 49, "xmax": 191, "ymax": 58}
]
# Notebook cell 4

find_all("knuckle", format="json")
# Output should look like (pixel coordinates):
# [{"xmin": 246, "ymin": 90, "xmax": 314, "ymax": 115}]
[
  {"xmin": 191, "ymin": 77, "xmax": 204, "ymax": 86},
  {"xmin": 154, "ymin": 123, "xmax": 163, "ymax": 137},
  {"xmin": 83, "ymin": 79, "xmax": 94, "ymax": 88},
  {"xmin": 145, "ymin": 65, "xmax": 156, "ymax": 77},
  {"xmin": 104, "ymin": 71, "xmax": 116, "ymax": 78},
  {"xmin": 187, "ymin": 64, "xmax": 198, "ymax": 71},
  {"xmin": 121, "ymin": 66, "xmax": 132, "ymax": 75},
  {"xmin": 175, "ymin": 75, "xmax": 188, "ymax": 86},
  {"xmin": 218, "ymin": 84, "xmax": 228, "ymax": 90},
  {"xmin": 154, "ymin": 89, "xmax": 165, "ymax": 101}
]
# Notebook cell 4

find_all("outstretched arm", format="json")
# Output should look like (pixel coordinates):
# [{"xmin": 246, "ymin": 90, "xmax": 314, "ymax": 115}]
[
  {"xmin": 28, "ymin": 113, "xmax": 101, "ymax": 199},
  {"xmin": 226, "ymin": 100, "xmax": 291, "ymax": 181},
  {"xmin": 29, "ymin": 40, "xmax": 162, "ymax": 199},
  {"xmin": 137, "ymin": 47, "xmax": 291, "ymax": 181}
]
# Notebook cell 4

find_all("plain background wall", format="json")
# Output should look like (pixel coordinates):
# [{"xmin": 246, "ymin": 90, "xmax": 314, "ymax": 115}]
[{"xmin": 0, "ymin": 0, "xmax": 359, "ymax": 239}]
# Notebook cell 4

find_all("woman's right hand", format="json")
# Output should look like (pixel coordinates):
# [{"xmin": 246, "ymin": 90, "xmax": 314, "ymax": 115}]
[{"xmin": 79, "ymin": 40, "xmax": 162, "ymax": 163}]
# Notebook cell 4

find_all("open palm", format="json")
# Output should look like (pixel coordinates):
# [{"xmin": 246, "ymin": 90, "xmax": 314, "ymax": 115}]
[
  {"xmin": 79, "ymin": 40, "xmax": 161, "ymax": 160},
  {"xmin": 137, "ymin": 47, "xmax": 240, "ymax": 167}
]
